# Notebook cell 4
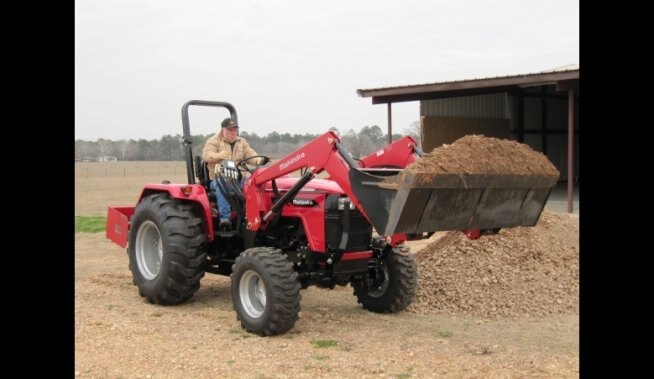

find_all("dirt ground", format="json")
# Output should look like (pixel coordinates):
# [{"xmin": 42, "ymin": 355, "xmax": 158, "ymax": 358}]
[{"xmin": 75, "ymin": 162, "xmax": 578, "ymax": 378}]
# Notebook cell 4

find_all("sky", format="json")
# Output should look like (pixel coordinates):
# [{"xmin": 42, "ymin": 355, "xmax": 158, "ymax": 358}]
[{"xmin": 75, "ymin": 0, "xmax": 579, "ymax": 141}]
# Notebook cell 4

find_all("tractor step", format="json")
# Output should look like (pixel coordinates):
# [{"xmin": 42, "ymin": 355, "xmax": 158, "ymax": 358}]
[
  {"xmin": 216, "ymin": 229, "xmax": 238, "ymax": 238},
  {"xmin": 205, "ymin": 262, "xmax": 234, "ymax": 275}
]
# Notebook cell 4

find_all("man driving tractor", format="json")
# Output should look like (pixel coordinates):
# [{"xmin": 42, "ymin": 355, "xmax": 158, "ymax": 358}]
[{"xmin": 202, "ymin": 117, "xmax": 263, "ymax": 231}]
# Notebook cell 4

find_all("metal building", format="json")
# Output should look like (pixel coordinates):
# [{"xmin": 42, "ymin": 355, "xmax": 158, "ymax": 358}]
[{"xmin": 357, "ymin": 65, "xmax": 579, "ymax": 213}]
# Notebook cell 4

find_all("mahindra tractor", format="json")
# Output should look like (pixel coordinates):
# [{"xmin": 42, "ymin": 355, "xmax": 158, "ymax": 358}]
[{"xmin": 106, "ymin": 100, "xmax": 557, "ymax": 336}]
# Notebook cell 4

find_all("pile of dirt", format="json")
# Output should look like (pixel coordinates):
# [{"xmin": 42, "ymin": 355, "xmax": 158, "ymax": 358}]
[
  {"xmin": 407, "ymin": 135, "xmax": 560, "ymax": 176},
  {"xmin": 407, "ymin": 209, "xmax": 578, "ymax": 318}
]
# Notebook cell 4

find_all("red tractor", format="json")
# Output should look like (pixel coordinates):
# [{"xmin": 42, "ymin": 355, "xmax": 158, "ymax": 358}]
[{"xmin": 106, "ymin": 100, "xmax": 557, "ymax": 336}]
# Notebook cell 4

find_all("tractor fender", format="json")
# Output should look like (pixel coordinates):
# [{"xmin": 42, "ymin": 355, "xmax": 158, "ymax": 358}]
[{"xmin": 138, "ymin": 183, "xmax": 215, "ymax": 240}]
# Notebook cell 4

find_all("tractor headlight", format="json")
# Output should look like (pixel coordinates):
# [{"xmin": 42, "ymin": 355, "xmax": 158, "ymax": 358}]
[{"xmin": 337, "ymin": 197, "xmax": 356, "ymax": 210}]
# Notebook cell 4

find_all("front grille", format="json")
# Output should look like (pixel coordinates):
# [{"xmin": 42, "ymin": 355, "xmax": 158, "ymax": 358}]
[{"xmin": 325, "ymin": 209, "xmax": 371, "ymax": 251}]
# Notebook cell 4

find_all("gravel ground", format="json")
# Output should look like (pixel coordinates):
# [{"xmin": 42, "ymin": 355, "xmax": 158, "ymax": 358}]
[
  {"xmin": 409, "ymin": 209, "xmax": 578, "ymax": 318},
  {"xmin": 75, "ymin": 208, "xmax": 578, "ymax": 378}
]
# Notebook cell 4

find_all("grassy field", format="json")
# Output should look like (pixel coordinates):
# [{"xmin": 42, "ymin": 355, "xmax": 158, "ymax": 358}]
[
  {"xmin": 75, "ymin": 161, "xmax": 187, "ymax": 179},
  {"xmin": 74, "ymin": 160, "xmax": 305, "ymax": 216},
  {"xmin": 75, "ymin": 161, "xmax": 188, "ymax": 216},
  {"xmin": 75, "ymin": 216, "xmax": 106, "ymax": 233}
]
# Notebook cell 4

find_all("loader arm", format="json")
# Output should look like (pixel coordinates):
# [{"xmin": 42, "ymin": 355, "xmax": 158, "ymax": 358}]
[
  {"xmin": 244, "ymin": 131, "xmax": 380, "ymax": 233},
  {"xmin": 245, "ymin": 131, "xmax": 558, "ymax": 238},
  {"xmin": 357, "ymin": 136, "xmax": 421, "ymax": 169}
]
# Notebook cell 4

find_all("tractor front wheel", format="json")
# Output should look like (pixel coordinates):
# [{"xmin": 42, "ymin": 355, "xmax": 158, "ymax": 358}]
[
  {"xmin": 352, "ymin": 246, "xmax": 418, "ymax": 313},
  {"xmin": 128, "ymin": 193, "xmax": 207, "ymax": 305},
  {"xmin": 231, "ymin": 247, "xmax": 301, "ymax": 336}
]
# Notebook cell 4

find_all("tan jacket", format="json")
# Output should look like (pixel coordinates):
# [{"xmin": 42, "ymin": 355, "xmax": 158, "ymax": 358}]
[{"xmin": 201, "ymin": 133, "xmax": 262, "ymax": 179}]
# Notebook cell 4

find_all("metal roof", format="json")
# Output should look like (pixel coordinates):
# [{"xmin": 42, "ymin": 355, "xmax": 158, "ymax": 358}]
[{"xmin": 357, "ymin": 65, "xmax": 579, "ymax": 104}]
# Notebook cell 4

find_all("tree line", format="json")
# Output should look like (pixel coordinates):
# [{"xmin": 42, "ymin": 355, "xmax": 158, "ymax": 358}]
[{"xmin": 75, "ymin": 123, "xmax": 420, "ymax": 161}]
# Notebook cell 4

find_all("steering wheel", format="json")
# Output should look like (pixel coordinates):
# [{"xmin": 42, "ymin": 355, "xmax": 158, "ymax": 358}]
[{"xmin": 237, "ymin": 155, "xmax": 271, "ymax": 174}]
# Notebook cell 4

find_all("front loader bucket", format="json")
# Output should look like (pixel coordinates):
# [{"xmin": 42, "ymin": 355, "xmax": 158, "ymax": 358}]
[{"xmin": 350, "ymin": 168, "xmax": 559, "ymax": 236}]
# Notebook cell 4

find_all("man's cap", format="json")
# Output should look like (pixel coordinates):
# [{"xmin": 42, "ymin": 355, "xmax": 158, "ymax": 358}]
[{"xmin": 221, "ymin": 118, "xmax": 238, "ymax": 129}]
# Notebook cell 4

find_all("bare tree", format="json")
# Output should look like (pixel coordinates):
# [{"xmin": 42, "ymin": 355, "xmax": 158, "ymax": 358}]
[
  {"xmin": 97, "ymin": 138, "xmax": 115, "ymax": 158},
  {"xmin": 340, "ymin": 129, "xmax": 366, "ymax": 158},
  {"xmin": 119, "ymin": 139, "xmax": 130, "ymax": 161},
  {"xmin": 403, "ymin": 120, "xmax": 421, "ymax": 147}
]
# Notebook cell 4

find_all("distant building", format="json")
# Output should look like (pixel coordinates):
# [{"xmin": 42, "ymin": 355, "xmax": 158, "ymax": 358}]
[{"xmin": 98, "ymin": 156, "xmax": 118, "ymax": 162}]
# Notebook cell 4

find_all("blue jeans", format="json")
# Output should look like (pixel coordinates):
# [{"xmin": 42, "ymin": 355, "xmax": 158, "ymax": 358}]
[{"xmin": 210, "ymin": 178, "xmax": 243, "ymax": 221}]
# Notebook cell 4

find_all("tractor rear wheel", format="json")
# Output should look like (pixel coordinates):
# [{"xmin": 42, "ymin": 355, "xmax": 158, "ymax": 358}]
[
  {"xmin": 231, "ymin": 247, "xmax": 301, "ymax": 336},
  {"xmin": 128, "ymin": 193, "xmax": 207, "ymax": 305},
  {"xmin": 352, "ymin": 246, "xmax": 418, "ymax": 313}
]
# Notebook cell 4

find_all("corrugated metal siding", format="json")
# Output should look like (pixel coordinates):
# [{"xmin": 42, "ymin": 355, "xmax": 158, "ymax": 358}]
[
  {"xmin": 421, "ymin": 93, "xmax": 508, "ymax": 119},
  {"xmin": 507, "ymin": 95, "xmax": 517, "ymax": 131}
]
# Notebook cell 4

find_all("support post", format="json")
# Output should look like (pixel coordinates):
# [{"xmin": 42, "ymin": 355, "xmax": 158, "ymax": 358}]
[
  {"xmin": 567, "ymin": 88, "xmax": 575, "ymax": 213},
  {"xmin": 387, "ymin": 103, "xmax": 392, "ymax": 144}
]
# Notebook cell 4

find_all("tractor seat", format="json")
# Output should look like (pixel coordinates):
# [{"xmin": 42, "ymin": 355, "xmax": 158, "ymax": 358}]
[{"xmin": 194, "ymin": 156, "xmax": 217, "ymax": 204}]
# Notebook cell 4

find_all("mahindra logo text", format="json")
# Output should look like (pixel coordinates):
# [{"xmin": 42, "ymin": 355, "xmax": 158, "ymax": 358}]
[
  {"xmin": 292, "ymin": 199, "xmax": 315, "ymax": 206},
  {"xmin": 279, "ymin": 152, "xmax": 305, "ymax": 171}
]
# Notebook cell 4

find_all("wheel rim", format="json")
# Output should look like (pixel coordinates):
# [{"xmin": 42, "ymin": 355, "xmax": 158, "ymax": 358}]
[
  {"xmin": 135, "ymin": 220, "xmax": 163, "ymax": 280},
  {"xmin": 239, "ymin": 270, "xmax": 267, "ymax": 318},
  {"xmin": 366, "ymin": 265, "xmax": 389, "ymax": 298}
]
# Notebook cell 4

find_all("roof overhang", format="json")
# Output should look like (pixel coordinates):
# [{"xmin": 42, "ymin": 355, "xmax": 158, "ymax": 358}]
[{"xmin": 357, "ymin": 69, "xmax": 579, "ymax": 104}]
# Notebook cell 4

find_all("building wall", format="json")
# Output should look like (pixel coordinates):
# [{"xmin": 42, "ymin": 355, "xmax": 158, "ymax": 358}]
[
  {"xmin": 420, "ymin": 88, "xmax": 579, "ymax": 182},
  {"xmin": 420, "ymin": 117, "xmax": 510, "ymax": 154},
  {"xmin": 421, "ymin": 93, "xmax": 508, "ymax": 119},
  {"xmin": 420, "ymin": 93, "xmax": 511, "ymax": 153},
  {"xmin": 507, "ymin": 86, "xmax": 579, "ymax": 181}
]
